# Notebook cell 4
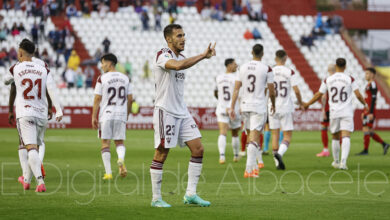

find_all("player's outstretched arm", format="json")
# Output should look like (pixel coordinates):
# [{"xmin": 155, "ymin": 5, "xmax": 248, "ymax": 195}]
[
  {"xmin": 46, "ymin": 89, "xmax": 53, "ymax": 120},
  {"xmin": 127, "ymin": 94, "xmax": 133, "ymax": 117},
  {"xmin": 268, "ymin": 83, "xmax": 276, "ymax": 115},
  {"xmin": 92, "ymin": 95, "xmax": 102, "ymax": 129},
  {"xmin": 293, "ymin": 86, "xmax": 303, "ymax": 109},
  {"xmin": 354, "ymin": 89, "xmax": 369, "ymax": 112},
  {"xmin": 165, "ymin": 43, "xmax": 216, "ymax": 71},
  {"xmin": 46, "ymin": 74, "xmax": 63, "ymax": 122},
  {"xmin": 303, "ymin": 92, "xmax": 323, "ymax": 109},
  {"xmin": 229, "ymin": 81, "xmax": 242, "ymax": 119},
  {"xmin": 8, "ymin": 83, "xmax": 16, "ymax": 125}
]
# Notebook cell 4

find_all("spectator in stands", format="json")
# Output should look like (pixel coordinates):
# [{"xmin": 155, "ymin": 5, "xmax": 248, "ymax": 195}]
[
  {"xmin": 155, "ymin": 11, "xmax": 162, "ymax": 31},
  {"xmin": 143, "ymin": 60, "xmax": 150, "ymax": 79},
  {"xmin": 315, "ymin": 12, "xmax": 323, "ymax": 29},
  {"xmin": 312, "ymin": 27, "xmax": 326, "ymax": 38},
  {"xmin": 260, "ymin": 8, "xmax": 268, "ymax": 22},
  {"xmin": 167, "ymin": 0, "xmax": 178, "ymax": 14},
  {"xmin": 169, "ymin": 12, "xmax": 176, "ymax": 24},
  {"xmin": 0, "ymin": 27, "xmax": 7, "ymax": 42},
  {"xmin": 68, "ymin": 50, "xmax": 81, "ymax": 71},
  {"xmin": 18, "ymin": 23, "xmax": 26, "ymax": 34},
  {"xmin": 11, "ymin": 23, "xmax": 20, "ymax": 36},
  {"xmin": 66, "ymin": 3, "xmax": 78, "ymax": 18},
  {"xmin": 98, "ymin": 2, "xmax": 109, "ymax": 18},
  {"xmin": 300, "ymin": 33, "xmax": 314, "ymax": 49},
  {"xmin": 211, "ymin": 5, "xmax": 225, "ymax": 21},
  {"xmin": 327, "ymin": 15, "xmax": 343, "ymax": 33},
  {"xmin": 0, "ymin": 48, "xmax": 7, "ymax": 66},
  {"xmin": 252, "ymin": 27, "xmax": 262, "ymax": 40},
  {"xmin": 233, "ymin": 0, "xmax": 242, "ymax": 13},
  {"xmin": 41, "ymin": 48, "xmax": 53, "ymax": 66},
  {"xmin": 22, "ymin": 0, "xmax": 35, "ymax": 16},
  {"xmin": 42, "ymin": 3, "xmax": 50, "ymax": 18},
  {"xmin": 8, "ymin": 47, "xmax": 17, "ymax": 61},
  {"xmin": 76, "ymin": 67, "xmax": 84, "ymax": 88},
  {"xmin": 65, "ymin": 32, "xmax": 75, "ymax": 62},
  {"xmin": 102, "ymin": 37, "xmax": 111, "ymax": 53},
  {"xmin": 49, "ymin": 0, "xmax": 59, "ymax": 16},
  {"xmin": 48, "ymin": 27, "xmax": 62, "ymax": 50},
  {"xmin": 92, "ymin": 0, "xmax": 100, "ymax": 11},
  {"xmin": 39, "ymin": 18, "xmax": 46, "ymax": 40},
  {"xmin": 84, "ymin": 65, "xmax": 95, "ymax": 88},
  {"xmin": 243, "ymin": 28, "xmax": 254, "ymax": 40},
  {"xmin": 31, "ymin": 22, "xmax": 39, "ymax": 44},
  {"xmin": 141, "ymin": 10, "xmax": 150, "ymax": 31},
  {"xmin": 81, "ymin": 1, "xmax": 91, "ymax": 16},
  {"xmin": 201, "ymin": 6, "xmax": 212, "ymax": 20},
  {"xmin": 64, "ymin": 68, "xmax": 76, "ymax": 88},
  {"xmin": 3, "ymin": 0, "xmax": 12, "ymax": 10}
]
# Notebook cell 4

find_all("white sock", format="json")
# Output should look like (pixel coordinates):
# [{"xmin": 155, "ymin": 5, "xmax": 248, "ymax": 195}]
[
  {"xmin": 186, "ymin": 158, "xmax": 203, "ymax": 196},
  {"xmin": 116, "ymin": 145, "xmax": 126, "ymax": 161},
  {"xmin": 323, "ymin": 148, "xmax": 329, "ymax": 152},
  {"xmin": 38, "ymin": 142, "xmax": 45, "ymax": 162},
  {"xmin": 341, "ymin": 137, "xmax": 350, "ymax": 165},
  {"xmin": 28, "ymin": 149, "xmax": 44, "ymax": 185},
  {"xmin": 101, "ymin": 149, "xmax": 112, "ymax": 175},
  {"xmin": 246, "ymin": 143, "xmax": 257, "ymax": 172},
  {"xmin": 218, "ymin": 135, "xmax": 226, "ymax": 160},
  {"xmin": 232, "ymin": 136, "xmax": 240, "ymax": 157},
  {"xmin": 278, "ymin": 141, "xmax": 289, "ymax": 157},
  {"xmin": 150, "ymin": 160, "xmax": 164, "ymax": 201},
  {"xmin": 18, "ymin": 147, "xmax": 28, "ymax": 177},
  {"xmin": 332, "ymin": 139, "xmax": 340, "ymax": 163}
]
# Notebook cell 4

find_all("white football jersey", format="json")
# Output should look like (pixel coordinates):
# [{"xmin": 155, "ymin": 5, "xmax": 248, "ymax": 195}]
[
  {"xmin": 319, "ymin": 72, "xmax": 358, "ymax": 119},
  {"xmin": 215, "ymin": 73, "xmax": 240, "ymax": 115},
  {"xmin": 237, "ymin": 60, "xmax": 274, "ymax": 114},
  {"xmin": 94, "ymin": 71, "xmax": 132, "ymax": 122},
  {"xmin": 10, "ymin": 61, "xmax": 51, "ymax": 119},
  {"xmin": 5, "ymin": 57, "xmax": 48, "ymax": 85},
  {"xmin": 268, "ymin": 65, "xmax": 298, "ymax": 114},
  {"xmin": 153, "ymin": 47, "xmax": 189, "ymax": 118}
]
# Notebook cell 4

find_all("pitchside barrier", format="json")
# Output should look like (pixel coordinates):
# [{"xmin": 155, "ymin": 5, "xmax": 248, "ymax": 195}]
[{"xmin": 0, "ymin": 106, "xmax": 389, "ymax": 130}]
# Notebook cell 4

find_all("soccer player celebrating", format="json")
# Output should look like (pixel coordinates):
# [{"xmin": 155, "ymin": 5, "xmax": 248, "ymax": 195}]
[
  {"xmin": 356, "ymin": 67, "xmax": 389, "ymax": 155},
  {"xmin": 92, "ymin": 53, "xmax": 133, "ymax": 180},
  {"xmin": 7, "ymin": 39, "xmax": 63, "ymax": 192},
  {"xmin": 149, "ymin": 24, "xmax": 215, "ymax": 208},
  {"xmin": 269, "ymin": 50, "xmax": 303, "ymax": 170},
  {"xmin": 316, "ymin": 64, "xmax": 336, "ymax": 157},
  {"xmin": 304, "ymin": 58, "xmax": 368, "ymax": 170},
  {"xmin": 229, "ymin": 44, "xmax": 276, "ymax": 178},
  {"xmin": 214, "ymin": 58, "xmax": 241, "ymax": 164}
]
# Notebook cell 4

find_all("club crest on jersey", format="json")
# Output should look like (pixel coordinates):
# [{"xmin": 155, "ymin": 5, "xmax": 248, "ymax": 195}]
[
  {"xmin": 166, "ymin": 137, "xmax": 171, "ymax": 144},
  {"xmin": 175, "ymin": 72, "xmax": 185, "ymax": 81}
]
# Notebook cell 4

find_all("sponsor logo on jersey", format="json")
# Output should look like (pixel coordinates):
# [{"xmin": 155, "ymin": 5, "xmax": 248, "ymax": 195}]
[{"xmin": 24, "ymin": 105, "xmax": 31, "ymax": 108}]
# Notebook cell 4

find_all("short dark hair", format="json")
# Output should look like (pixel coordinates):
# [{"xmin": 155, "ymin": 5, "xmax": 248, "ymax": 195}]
[
  {"xmin": 252, "ymin": 44, "xmax": 263, "ymax": 57},
  {"xmin": 366, "ymin": 67, "xmax": 376, "ymax": 74},
  {"xmin": 225, "ymin": 58, "xmax": 235, "ymax": 67},
  {"xmin": 336, "ymin": 58, "xmax": 346, "ymax": 68},
  {"xmin": 19, "ymin": 38, "xmax": 35, "ymax": 54},
  {"xmin": 163, "ymin": 24, "xmax": 182, "ymax": 39},
  {"xmin": 275, "ymin": 50, "xmax": 287, "ymax": 59},
  {"xmin": 101, "ymin": 53, "xmax": 117, "ymax": 66}
]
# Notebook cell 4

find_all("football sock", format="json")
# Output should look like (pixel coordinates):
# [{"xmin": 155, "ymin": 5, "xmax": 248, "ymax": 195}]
[
  {"xmin": 18, "ymin": 146, "xmax": 28, "ymax": 177},
  {"xmin": 341, "ymin": 137, "xmax": 351, "ymax": 165},
  {"xmin": 101, "ymin": 148, "xmax": 112, "ymax": 175},
  {"xmin": 38, "ymin": 142, "xmax": 45, "ymax": 162},
  {"xmin": 232, "ymin": 136, "xmax": 240, "ymax": 157},
  {"xmin": 241, "ymin": 131, "xmax": 247, "ymax": 152},
  {"xmin": 150, "ymin": 160, "xmax": 164, "ymax": 201},
  {"xmin": 28, "ymin": 149, "xmax": 44, "ymax": 185},
  {"xmin": 332, "ymin": 139, "xmax": 340, "ymax": 163},
  {"xmin": 218, "ymin": 135, "xmax": 226, "ymax": 160},
  {"xmin": 364, "ymin": 132, "xmax": 370, "ymax": 151},
  {"xmin": 321, "ymin": 129, "xmax": 328, "ymax": 149},
  {"xmin": 186, "ymin": 157, "xmax": 203, "ymax": 196},
  {"xmin": 264, "ymin": 131, "xmax": 271, "ymax": 152},
  {"xmin": 116, "ymin": 144, "xmax": 126, "ymax": 161},
  {"xmin": 246, "ymin": 142, "xmax": 258, "ymax": 172},
  {"xmin": 278, "ymin": 140, "xmax": 289, "ymax": 157},
  {"xmin": 371, "ymin": 132, "xmax": 384, "ymax": 144},
  {"xmin": 279, "ymin": 131, "xmax": 283, "ymax": 145}
]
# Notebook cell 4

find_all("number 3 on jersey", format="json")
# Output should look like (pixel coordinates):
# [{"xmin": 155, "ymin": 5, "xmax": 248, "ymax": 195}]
[{"xmin": 22, "ymin": 78, "xmax": 42, "ymax": 100}]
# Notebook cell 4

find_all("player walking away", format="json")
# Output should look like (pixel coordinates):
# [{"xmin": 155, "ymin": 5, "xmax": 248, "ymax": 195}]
[
  {"xmin": 7, "ymin": 39, "xmax": 63, "ymax": 192},
  {"xmin": 304, "ymin": 58, "xmax": 368, "ymax": 170},
  {"xmin": 317, "ymin": 64, "xmax": 336, "ymax": 157},
  {"xmin": 356, "ymin": 67, "xmax": 389, "ymax": 155},
  {"xmin": 7, "ymin": 54, "xmax": 52, "ymax": 185},
  {"xmin": 149, "ymin": 24, "xmax": 215, "ymax": 208},
  {"xmin": 229, "ymin": 44, "xmax": 276, "ymax": 178},
  {"xmin": 92, "ymin": 53, "xmax": 133, "ymax": 180},
  {"xmin": 214, "ymin": 58, "xmax": 241, "ymax": 164},
  {"xmin": 268, "ymin": 50, "xmax": 303, "ymax": 170}
]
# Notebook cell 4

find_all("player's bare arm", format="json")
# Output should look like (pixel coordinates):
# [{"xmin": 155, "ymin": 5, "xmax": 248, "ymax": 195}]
[
  {"xmin": 127, "ymin": 94, "xmax": 133, "ymax": 117},
  {"xmin": 354, "ymin": 89, "xmax": 369, "ymax": 112},
  {"xmin": 165, "ymin": 43, "xmax": 216, "ymax": 71},
  {"xmin": 46, "ymin": 74, "xmax": 63, "ymax": 122},
  {"xmin": 46, "ymin": 89, "xmax": 53, "ymax": 120},
  {"xmin": 268, "ymin": 83, "xmax": 276, "ymax": 115},
  {"xmin": 229, "ymin": 81, "xmax": 242, "ymax": 119},
  {"xmin": 92, "ymin": 95, "xmax": 102, "ymax": 129},
  {"xmin": 293, "ymin": 86, "xmax": 303, "ymax": 110},
  {"xmin": 303, "ymin": 92, "xmax": 323, "ymax": 109},
  {"xmin": 8, "ymin": 82, "xmax": 16, "ymax": 125}
]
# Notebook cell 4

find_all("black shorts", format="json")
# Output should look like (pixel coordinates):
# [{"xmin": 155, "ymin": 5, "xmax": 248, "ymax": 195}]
[{"xmin": 362, "ymin": 115, "xmax": 375, "ymax": 128}]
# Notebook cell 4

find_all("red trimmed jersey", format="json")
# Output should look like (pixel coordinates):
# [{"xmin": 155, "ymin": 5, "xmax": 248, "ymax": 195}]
[
  {"xmin": 268, "ymin": 65, "xmax": 298, "ymax": 114},
  {"xmin": 364, "ymin": 81, "xmax": 377, "ymax": 116},
  {"xmin": 10, "ymin": 61, "xmax": 51, "ymax": 120},
  {"xmin": 319, "ymin": 72, "xmax": 358, "ymax": 119},
  {"xmin": 153, "ymin": 47, "xmax": 189, "ymax": 118},
  {"xmin": 237, "ymin": 60, "xmax": 274, "ymax": 114}
]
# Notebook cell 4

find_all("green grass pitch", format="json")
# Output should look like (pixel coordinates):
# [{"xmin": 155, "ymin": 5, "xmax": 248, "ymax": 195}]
[{"xmin": 0, "ymin": 128, "xmax": 389, "ymax": 219}]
